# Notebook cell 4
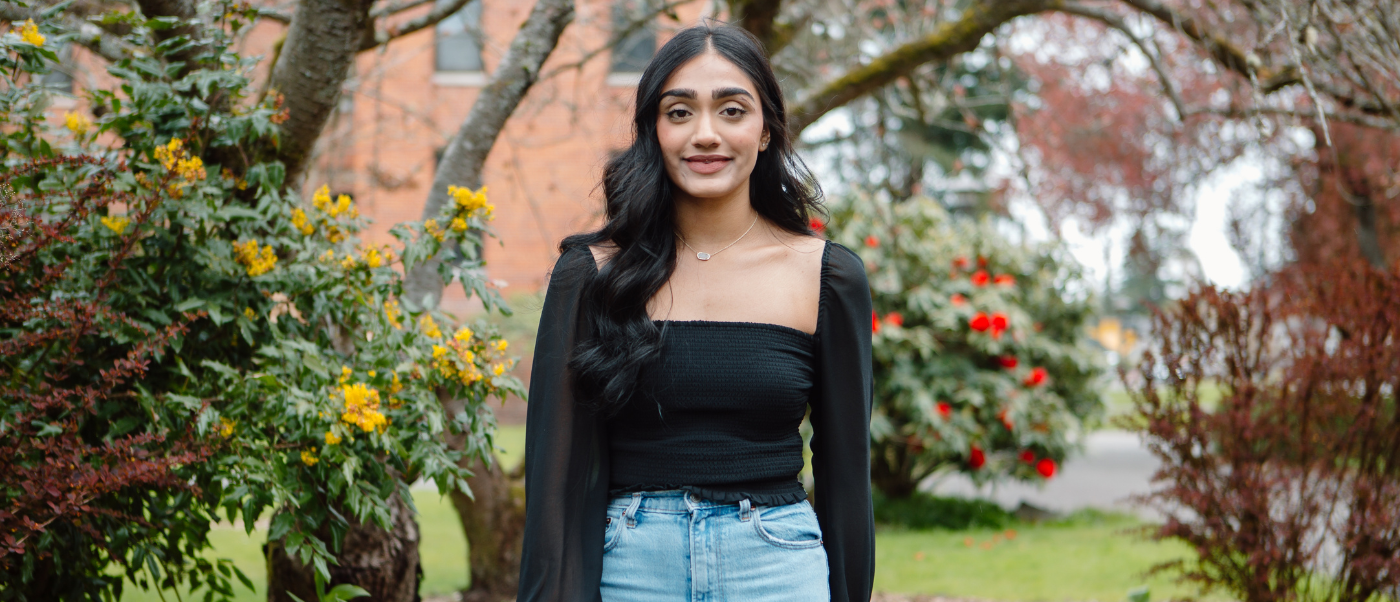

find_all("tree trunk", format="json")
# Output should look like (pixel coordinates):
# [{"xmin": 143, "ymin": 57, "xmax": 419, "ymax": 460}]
[
  {"xmin": 441, "ymin": 393, "xmax": 527, "ymax": 602},
  {"xmin": 265, "ymin": 489, "xmax": 422, "ymax": 602}
]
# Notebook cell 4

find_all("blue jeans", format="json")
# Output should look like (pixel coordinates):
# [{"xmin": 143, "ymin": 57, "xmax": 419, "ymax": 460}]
[{"xmin": 600, "ymin": 490, "xmax": 830, "ymax": 601}]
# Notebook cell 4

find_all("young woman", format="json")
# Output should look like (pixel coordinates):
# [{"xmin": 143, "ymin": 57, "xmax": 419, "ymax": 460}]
[{"xmin": 516, "ymin": 21, "xmax": 873, "ymax": 602}]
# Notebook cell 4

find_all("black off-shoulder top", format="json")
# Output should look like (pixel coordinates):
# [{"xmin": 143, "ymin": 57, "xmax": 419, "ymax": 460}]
[
  {"xmin": 607, "ymin": 320, "xmax": 816, "ymax": 505},
  {"xmin": 517, "ymin": 240, "xmax": 874, "ymax": 602}
]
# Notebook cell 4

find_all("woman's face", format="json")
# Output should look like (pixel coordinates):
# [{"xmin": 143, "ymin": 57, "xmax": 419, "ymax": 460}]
[{"xmin": 655, "ymin": 50, "xmax": 769, "ymax": 204}]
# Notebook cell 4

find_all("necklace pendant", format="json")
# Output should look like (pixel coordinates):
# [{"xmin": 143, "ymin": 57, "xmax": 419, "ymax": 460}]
[{"xmin": 696, "ymin": 252, "xmax": 712, "ymax": 261}]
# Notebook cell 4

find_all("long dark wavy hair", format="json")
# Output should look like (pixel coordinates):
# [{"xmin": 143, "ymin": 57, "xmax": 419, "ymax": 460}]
[{"xmin": 561, "ymin": 21, "xmax": 823, "ymax": 416}]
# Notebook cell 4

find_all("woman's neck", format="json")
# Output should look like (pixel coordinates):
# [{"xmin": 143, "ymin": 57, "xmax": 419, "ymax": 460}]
[{"xmin": 672, "ymin": 187, "xmax": 758, "ymax": 248}]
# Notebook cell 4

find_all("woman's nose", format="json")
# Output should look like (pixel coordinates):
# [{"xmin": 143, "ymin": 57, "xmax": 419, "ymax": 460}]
[{"xmin": 692, "ymin": 113, "xmax": 720, "ymax": 148}]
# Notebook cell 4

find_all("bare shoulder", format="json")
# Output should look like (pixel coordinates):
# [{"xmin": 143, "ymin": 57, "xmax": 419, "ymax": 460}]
[
  {"xmin": 765, "ymin": 228, "xmax": 827, "ymax": 267},
  {"xmin": 588, "ymin": 242, "xmax": 618, "ymax": 268}
]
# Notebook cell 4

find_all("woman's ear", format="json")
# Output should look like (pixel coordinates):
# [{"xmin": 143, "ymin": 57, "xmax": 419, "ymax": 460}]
[{"xmin": 760, "ymin": 129, "xmax": 770, "ymax": 151}]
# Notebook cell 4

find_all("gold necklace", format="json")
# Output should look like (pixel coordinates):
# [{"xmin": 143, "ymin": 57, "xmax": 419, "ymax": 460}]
[{"xmin": 676, "ymin": 215, "xmax": 759, "ymax": 261}]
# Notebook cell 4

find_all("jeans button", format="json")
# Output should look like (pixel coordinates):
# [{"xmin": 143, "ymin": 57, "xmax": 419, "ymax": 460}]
[{"xmin": 687, "ymin": 493, "xmax": 698, "ymax": 503}]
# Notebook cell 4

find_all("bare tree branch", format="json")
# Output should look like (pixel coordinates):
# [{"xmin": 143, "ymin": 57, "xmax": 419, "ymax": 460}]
[
  {"xmin": 539, "ymin": 0, "xmax": 695, "ymax": 81},
  {"xmin": 728, "ymin": 0, "xmax": 782, "ymax": 51},
  {"xmin": 359, "ymin": 0, "xmax": 472, "ymax": 51},
  {"xmin": 404, "ymin": 0, "xmax": 574, "ymax": 309},
  {"xmin": 1057, "ymin": 3, "xmax": 1188, "ymax": 122},
  {"xmin": 255, "ymin": 8, "xmax": 292, "ymax": 24},
  {"xmin": 788, "ymin": 0, "xmax": 1058, "ymax": 135},
  {"xmin": 370, "ymin": 0, "xmax": 433, "ymax": 18}
]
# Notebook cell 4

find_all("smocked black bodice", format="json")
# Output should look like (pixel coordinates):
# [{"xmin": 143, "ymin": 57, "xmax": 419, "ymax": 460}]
[{"xmin": 606, "ymin": 321, "xmax": 816, "ymax": 504}]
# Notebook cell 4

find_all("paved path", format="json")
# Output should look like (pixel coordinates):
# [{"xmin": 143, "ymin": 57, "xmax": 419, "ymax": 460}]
[{"xmin": 924, "ymin": 430, "xmax": 1162, "ymax": 518}]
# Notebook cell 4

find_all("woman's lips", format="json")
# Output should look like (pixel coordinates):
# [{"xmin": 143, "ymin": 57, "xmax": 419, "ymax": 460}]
[{"xmin": 684, "ymin": 155, "xmax": 731, "ymax": 175}]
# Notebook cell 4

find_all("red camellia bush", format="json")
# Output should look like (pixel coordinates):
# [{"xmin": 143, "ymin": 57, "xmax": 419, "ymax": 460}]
[{"xmin": 827, "ymin": 193, "xmax": 1105, "ymax": 498}]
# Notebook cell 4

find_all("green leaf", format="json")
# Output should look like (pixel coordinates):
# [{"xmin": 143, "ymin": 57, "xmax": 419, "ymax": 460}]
[
  {"xmin": 325, "ymin": 584, "xmax": 371, "ymax": 601},
  {"xmin": 32, "ymin": 421, "xmax": 62, "ymax": 437}
]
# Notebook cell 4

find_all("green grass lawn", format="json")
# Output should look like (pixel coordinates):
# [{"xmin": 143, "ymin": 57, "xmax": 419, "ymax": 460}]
[{"xmin": 122, "ymin": 425, "xmax": 1217, "ymax": 602}]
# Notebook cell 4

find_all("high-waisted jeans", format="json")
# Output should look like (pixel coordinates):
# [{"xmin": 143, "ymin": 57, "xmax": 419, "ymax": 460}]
[{"xmin": 600, "ymin": 490, "xmax": 830, "ymax": 601}]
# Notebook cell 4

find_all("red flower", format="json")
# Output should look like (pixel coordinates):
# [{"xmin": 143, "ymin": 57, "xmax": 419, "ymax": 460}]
[
  {"xmin": 969, "ymin": 312, "xmax": 990, "ymax": 332},
  {"xmin": 998, "ymin": 356, "xmax": 1018, "ymax": 369},
  {"xmin": 950, "ymin": 293, "xmax": 967, "ymax": 306},
  {"xmin": 885, "ymin": 312, "xmax": 904, "ymax": 327},
  {"xmin": 937, "ymin": 401, "xmax": 952, "ymax": 420},
  {"xmin": 1036, "ymin": 458, "xmax": 1057, "ymax": 479},
  {"xmin": 970, "ymin": 270, "xmax": 990, "ymax": 286},
  {"xmin": 871, "ymin": 310, "xmax": 880, "ymax": 334},
  {"xmin": 1019, "ymin": 449, "xmax": 1036, "ymax": 464},
  {"xmin": 809, "ymin": 217, "xmax": 826, "ymax": 233},
  {"xmin": 865, "ymin": 235, "xmax": 880, "ymax": 247},
  {"xmin": 969, "ymin": 446, "xmax": 986, "ymax": 469},
  {"xmin": 977, "ymin": 255, "xmax": 988, "ymax": 267},
  {"xmin": 990, "ymin": 312, "xmax": 1008, "ymax": 330},
  {"xmin": 953, "ymin": 256, "xmax": 970, "ymax": 269},
  {"xmin": 1024, "ymin": 367, "xmax": 1047, "ymax": 387},
  {"xmin": 994, "ymin": 274, "xmax": 1015, "ymax": 286}
]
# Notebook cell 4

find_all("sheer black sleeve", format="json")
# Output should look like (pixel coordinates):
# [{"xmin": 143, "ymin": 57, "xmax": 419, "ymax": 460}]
[
  {"xmin": 812, "ymin": 241, "xmax": 875, "ymax": 602},
  {"xmin": 517, "ymin": 246, "xmax": 609, "ymax": 602}
]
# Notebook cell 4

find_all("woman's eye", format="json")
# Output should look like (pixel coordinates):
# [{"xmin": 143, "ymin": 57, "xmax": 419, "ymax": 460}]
[
  {"xmin": 666, "ymin": 108, "xmax": 691, "ymax": 119},
  {"xmin": 721, "ymin": 107, "xmax": 748, "ymax": 118}
]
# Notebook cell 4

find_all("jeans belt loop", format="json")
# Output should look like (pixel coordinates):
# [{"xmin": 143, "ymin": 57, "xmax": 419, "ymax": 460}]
[
  {"xmin": 624, "ymin": 492, "xmax": 643, "ymax": 528},
  {"xmin": 739, "ymin": 498, "xmax": 752, "ymax": 522}
]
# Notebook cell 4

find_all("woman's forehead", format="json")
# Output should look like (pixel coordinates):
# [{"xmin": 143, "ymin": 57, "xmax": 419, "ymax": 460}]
[{"xmin": 660, "ymin": 52, "xmax": 759, "ymax": 100}]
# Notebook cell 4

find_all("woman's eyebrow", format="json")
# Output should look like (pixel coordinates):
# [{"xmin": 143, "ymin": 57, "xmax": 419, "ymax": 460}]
[
  {"xmin": 660, "ymin": 88, "xmax": 697, "ymax": 100},
  {"xmin": 712, "ymin": 87, "xmax": 754, "ymax": 100}
]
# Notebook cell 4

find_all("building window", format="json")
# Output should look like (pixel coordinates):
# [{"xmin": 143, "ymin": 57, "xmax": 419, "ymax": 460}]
[
  {"xmin": 608, "ymin": 0, "xmax": 655, "ymax": 85},
  {"xmin": 434, "ymin": 0, "xmax": 485, "ymax": 86}
]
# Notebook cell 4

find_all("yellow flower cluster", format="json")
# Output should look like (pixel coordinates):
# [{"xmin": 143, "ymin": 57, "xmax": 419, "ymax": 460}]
[
  {"xmin": 218, "ymin": 417, "xmax": 235, "ymax": 438},
  {"xmin": 339, "ymin": 382, "xmax": 389, "ymax": 433},
  {"xmin": 300, "ymin": 449, "xmax": 319, "ymax": 466},
  {"xmin": 152, "ymin": 139, "xmax": 206, "ymax": 198},
  {"xmin": 243, "ymin": 307, "xmax": 256, "ymax": 320},
  {"xmin": 101, "ymin": 215, "xmax": 130, "ymax": 234},
  {"xmin": 419, "ymin": 314, "xmax": 442, "ymax": 339},
  {"xmin": 65, "ymin": 112, "xmax": 91, "ymax": 136},
  {"xmin": 424, "ymin": 219, "xmax": 446, "ymax": 242},
  {"xmin": 324, "ymin": 430, "xmax": 342, "ymax": 445},
  {"xmin": 291, "ymin": 208, "xmax": 315, "ymax": 235},
  {"xmin": 448, "ymin": 185, "xmax": 493, "ymax": 221},
  {"xmin": 384, "ymin": 300, "xmax": 403, "ymax": 329},
  {"xmin": 233, "ymin": 239, "xmax": 277, "ymax": 276},
  {"xmin": 18, "ymin": 19, "xmax": 44, "ymax": 46},
  {"xmin": 312, "ymin": 185, "xmax": 358, "ymax": 219},
  {"xmin": 339, "ymin": 365, "xmax": 353, "ymax": 385},
  {"xmin": 428, "ymin": 326, "xmax": 515, "ymax": 388}
]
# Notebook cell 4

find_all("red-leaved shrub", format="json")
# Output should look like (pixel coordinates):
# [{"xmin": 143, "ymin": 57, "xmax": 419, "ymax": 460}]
[{"xmin": 1132, "ymin": 262, "xmax": 1400, "ymax": 602}]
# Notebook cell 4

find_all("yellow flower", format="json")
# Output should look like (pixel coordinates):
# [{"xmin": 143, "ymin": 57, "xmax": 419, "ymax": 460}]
[
  {"xmin": 494, "ymin": 339, "xmax": 509, "ymax": 352},
  {"xmin": 175, "ymin": 156, "xmax": 206, "ymax": 182},
  {"xmin": 362, "ymin": 246, "xmax": 383, "ymax": 269},
  {"xmin": 100, "ymin": 215, "xmax": 130, "ymax": 234},
  {"xmin": 384, "ymin": 300, "xmax": 402, "ymax": 329},
  {"xmin": 300, "ymin": 449, "xmax": 319, "ymax": 466},
  {"xmin": 243, "ymin": 307, "xmax": 256, "ymax": 320},
  {"xmin": 154, "ymin": 138, "xmax": 183, "ymax": 170},
  {"xmin": 233, "ymin": 239, "xmax": 277, "ymax": 276},
  {"xmin": 424, "ymin": 219, "xmax": 445, "ymax": 242},
  {"xmin": 291, "ymin": 208, "xmax": 315, "ymax": 236},
  {"xmin": 336, "ymin": 195, "xmax": 357, "ymax": 219},
  {"xmin": 419, "ymin": 314, "xmax": 442, "ymax": 339},
  {"xmin": 492, "ymin": 363, "xmax": 505, "ymax": 376},
  {"xmin": 312, "ymin": 184, "xmax": 332, "ymax": 213},
  {"xmin": 339, "ymin": 365, "xmax": 353, "ymax": 385},
  {"xmin": 65, "ymin": 112, "xmax": 91, "ymax": 136},
  {"xmin": 18, "ymin": 19, "xmax": 44, "ymax": 46},
  {"xmin": 326, "ymin": 225, "xmax": 345, "ymax": 244},
  {"xmin": 340, "ymin": 254, "xmax": 357, "ymax": 270},
  {"xmin": 453, "ymin": 327, "xmax": 473, "ymax": 343},
  {"xmin": 339, "ymin": 382, "xmax": 388, "ymax": 433},
  {"xmin": 368, "ymin": 370, "xmax": 377, "ymax": 378},
  {"xmin": 318, "ymin": 249, "xmax": 335, "ymax": 262},
  {"xmin": 218, "ymin": 417, "xmax": 235, "ymax": 438},
  {"xmin": 389, "ymin": 372, "xmax": 402, "ymax": 394},
  {"xmin": 450, "ymin": 217, "xmax": 468, "ymax": 233},
  {"xmin": 324, "ymin": 430, "xmax": 342, "ymax": 445}
]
